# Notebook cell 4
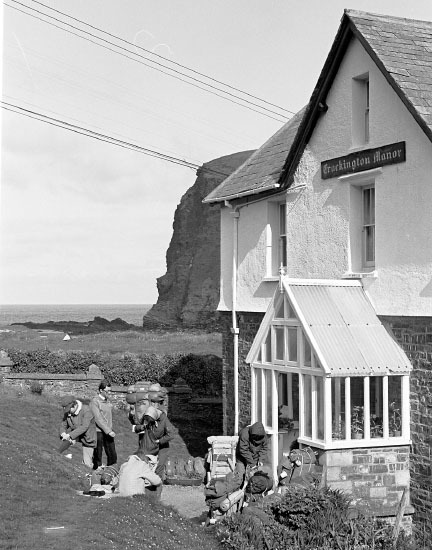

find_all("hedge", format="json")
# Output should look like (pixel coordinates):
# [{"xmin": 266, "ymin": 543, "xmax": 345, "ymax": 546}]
[{"xmin": 5, "ymin": 348, "xmax": 222, "ymax": 395}]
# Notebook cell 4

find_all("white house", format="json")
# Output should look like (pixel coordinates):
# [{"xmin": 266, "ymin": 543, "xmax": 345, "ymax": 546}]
[{"xmin": 204, "ymin": 10, "xmax": 432, "ymax": 529}]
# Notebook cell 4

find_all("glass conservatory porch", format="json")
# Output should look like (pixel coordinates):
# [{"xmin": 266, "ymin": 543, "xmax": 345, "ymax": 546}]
[{"xmin": 246, "ymin": 279, "xmax": 412, "ymax": 472}]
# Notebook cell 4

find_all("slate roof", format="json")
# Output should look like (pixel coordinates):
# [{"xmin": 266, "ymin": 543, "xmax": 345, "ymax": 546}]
[
  {"xmin": 203, "ymin": 107, "xmax": 306, "ymax": 203},
  {"xmin": 204, "ymin": 10, "xmax": 432, "ymax": 204},
  {"xmin": 347, "ymin": 10, "xmax": 432, "ymax": 140}
]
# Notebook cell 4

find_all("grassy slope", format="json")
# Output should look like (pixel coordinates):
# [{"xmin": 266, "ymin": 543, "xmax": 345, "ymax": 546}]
[
  {"xmin": 0, "ymin": 386, "xmax": 220, "ymax": 550},
  {"xmin": 0, "ymin": 324, "xmax": 222, "ymax": 356}
]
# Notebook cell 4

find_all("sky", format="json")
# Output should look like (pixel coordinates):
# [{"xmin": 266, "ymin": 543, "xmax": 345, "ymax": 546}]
[{"xmin": 1, "ymin": 0, "xmax": 432, "ymax": 305}]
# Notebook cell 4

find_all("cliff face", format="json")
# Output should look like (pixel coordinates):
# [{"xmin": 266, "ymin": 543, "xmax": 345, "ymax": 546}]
[{"xmin": 143, "ymin": 150, "xmax": 254, "ymax": 329}]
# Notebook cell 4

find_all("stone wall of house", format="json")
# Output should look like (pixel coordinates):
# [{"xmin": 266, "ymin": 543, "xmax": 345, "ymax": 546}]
[
  {"xmin": 320, "ymin": 446, "xmax": 413, "ymax": 525},
  {"xmin": 381, "ymin": 316, "xmax": 432, "ymax": 537},
  {"xmin": 220, "ymin": 311, "xmax": 264, "ymax": 435}
]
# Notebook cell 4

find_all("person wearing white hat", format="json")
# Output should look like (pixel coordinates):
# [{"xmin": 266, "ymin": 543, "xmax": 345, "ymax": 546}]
[{"xmin": 118, "ymin": 450, "xmax": 161, "ymax": 497}]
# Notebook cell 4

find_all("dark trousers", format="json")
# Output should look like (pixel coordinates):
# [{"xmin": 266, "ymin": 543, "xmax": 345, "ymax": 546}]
[{"xmin": 93, "ymin": 431, "xmax": 117, "ymax": 469}]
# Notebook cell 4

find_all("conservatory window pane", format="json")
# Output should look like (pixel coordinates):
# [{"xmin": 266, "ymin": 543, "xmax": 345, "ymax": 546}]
[
  {"xmin": 304, "ymin": 336, "xmax": 312, "ymax": 367},
  {"xmin": 351, "ymin": 377, "xmax": 364, "ymax": 439},
  {"xmin": 292, "ymin": 373, "xmax": 299, "ymax": 423},
  {"xmin": 278, "ymin": 372, "xmax": 299, "ymax": 423},
  {"xmin": 278, "ymin": 373, "xmax": 288, "ymax": 406},
  {"xmin": 255, "ymin": 369, "xmax": 262, "ymax": 422},
  {"xmin": 316, "ymin": 377, "xmax": 324, "ymax": 440},
  {"xmin": 304, "ymin": 375, "xmax": 312, "ymax": 438},
  {"xmin": 332, "ymin": 378, "xmax": 346, "ymax": 440},
  {"xmin": 388, "ymin": 376, "xmax": 402, "ymax": 436},
  {"xmin": 275, "ymin": 327, "xmax": 284, "ymax": 361},
  {"xmin": 286, "ymin": 300, "xmax": 296, "ymax": 319},
  {"xmin": 275, "ymin": 300, "xmax": 284, "ymax": 319},
  {"xmin": 265, "ymin": 370, "xmax": 272, "ymax": 427},
  {"xmin": 370, "ymin": 376, "xmax": 383, "ymax": 438},
  {"xmin": 264, "ymin": 331, "xmax": 271, "ymax": 363},
  {"xmin": 287, "ymin": 328, "xmax": 298, "ymax": 362}
]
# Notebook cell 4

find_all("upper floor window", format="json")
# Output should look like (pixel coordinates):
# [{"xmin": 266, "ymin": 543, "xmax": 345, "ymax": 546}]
[
  {"xmin": 279, "ymin": 203, "xmax": 287, "ymax": 269},
  {"xmin": 352, "ymin": 73, "xmax": 370, "ymax": 146},
  {"xmin": 362, "ymin": 186, "xmax": 375, "ymax": 267}
]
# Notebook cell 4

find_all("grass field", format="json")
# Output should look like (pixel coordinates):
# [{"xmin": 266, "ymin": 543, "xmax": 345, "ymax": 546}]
[
  {"xmin": 0, "ymin": 385, "xmax": 221, "ymax": 550},
  {"xmin": 0, "ymin": 324, "xmax": 222, "ymax": 356}
]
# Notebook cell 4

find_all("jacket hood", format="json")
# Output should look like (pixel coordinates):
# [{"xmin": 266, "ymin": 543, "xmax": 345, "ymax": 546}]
[{"xmin": 250, "ymin": 422, "xmax": 266, "ymax": 436}]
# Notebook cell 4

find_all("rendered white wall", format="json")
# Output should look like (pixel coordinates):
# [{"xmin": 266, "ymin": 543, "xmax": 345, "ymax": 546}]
[{"xmin": 218, "ymin": 36, "xmax": 432, "ymax": 316}]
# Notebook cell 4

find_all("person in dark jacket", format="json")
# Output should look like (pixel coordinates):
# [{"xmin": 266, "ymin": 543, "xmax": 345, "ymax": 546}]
[
  {"xmin": 90, "ymin": 380, "xmax": 117, "ymax": 469},
  {"xmin": 127, "ymin": 393, "xmax": 174, "ymax": 481},
  {"xmin": 235, "ymin": 421, "xmax": 270, "ymax": 480},
  {"xmin": 58, "ymin": 395, "xmax": 97, "ymax": 467}
]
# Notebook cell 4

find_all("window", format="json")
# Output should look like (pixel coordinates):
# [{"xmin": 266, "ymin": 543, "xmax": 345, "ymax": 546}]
[
  {"xmin": 362, "ymin": 186, "xmax": 375, "ymax": 266},
  {"xmin": 347, "ymin": 175, "xmax": 378, "ymax": 273},
  {"xmin": 279, "ymin": 203, "xmax": 287, "ymax": 268},
  {"xmin": 352, "ymin": 74, "xmax": 370, "ymax": 146},
  {"xmin": 266, "ymin": 201, "xmax": 287, "ymax": 277}
]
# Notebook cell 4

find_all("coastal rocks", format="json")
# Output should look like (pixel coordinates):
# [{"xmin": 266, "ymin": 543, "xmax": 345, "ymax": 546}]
[
  {"xmin": 12, "ymin": 316, "xmax": 137, "ymax": 334},
  {"xmin": 143, "ymin": 150, "xmax": 254, "ymax": 329}
]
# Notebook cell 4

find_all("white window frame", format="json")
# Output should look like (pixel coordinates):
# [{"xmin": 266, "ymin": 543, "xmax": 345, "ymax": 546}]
[{"xmin": 362, "ymin": 185, "xmax": 375, "ymax": 268}]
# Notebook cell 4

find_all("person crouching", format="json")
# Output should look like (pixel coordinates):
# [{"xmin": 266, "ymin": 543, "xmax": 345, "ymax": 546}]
[{"xmin": 118, "ymin": 450, "xmax": 161, "ymax": 497}]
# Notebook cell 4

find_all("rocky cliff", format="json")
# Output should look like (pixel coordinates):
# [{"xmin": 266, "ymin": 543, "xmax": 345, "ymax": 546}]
[{"xmin": 143, "ymin": 150, "xmax": 254, "ymax": 329}]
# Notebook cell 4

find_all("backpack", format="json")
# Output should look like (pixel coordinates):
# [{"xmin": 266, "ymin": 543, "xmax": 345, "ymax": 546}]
[{"xmin": 246, "ymin": 471, "xmax": 273, "ymax": 494}]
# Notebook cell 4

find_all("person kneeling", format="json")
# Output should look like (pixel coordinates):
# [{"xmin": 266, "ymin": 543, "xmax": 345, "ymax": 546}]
[{"xmin": 118, "ymin": 450, "xmax": 161, "ymax": 497}]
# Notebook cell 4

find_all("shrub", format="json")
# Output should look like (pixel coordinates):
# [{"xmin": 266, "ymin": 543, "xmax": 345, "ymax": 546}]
[
  {"xmin": 217, "ymin": 486, "xmax": 418, "ymax": 550},
  {"xmin": 29, "ymin": 380, "xmax": 43, "ymax": 395},
  {"xmin": 5, "ymin": 348, "xmax": 222, "ymax": 395}
]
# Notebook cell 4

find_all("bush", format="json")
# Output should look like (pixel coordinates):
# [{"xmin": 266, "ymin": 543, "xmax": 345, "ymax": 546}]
[
  {"xmin": 5, "ymin": 348, "xmax": 222, "ymax": 395},
  {"xmin": 216, "ymin": 485, "xmax": 418, "ymax": 550},
  {"xmin": 29, "ymin": 380, "xmax": 43, "ymax": 395}
]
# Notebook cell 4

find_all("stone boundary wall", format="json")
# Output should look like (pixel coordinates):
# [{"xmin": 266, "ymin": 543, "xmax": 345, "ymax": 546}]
[
  {"xmin": 0, "ymin": 367, "xmax": 222, "ymax": 433},
  {"xmin": 381, "ymin": 316, "xmax": 432, "ymax": 538}
]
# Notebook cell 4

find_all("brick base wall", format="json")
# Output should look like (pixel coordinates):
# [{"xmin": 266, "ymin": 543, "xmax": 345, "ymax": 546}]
[
  {"xmin": 220, "ymin": 311, "xmax": 264, "ymax": 435},
  {"xmin": 380, "ymin": 316, "xmax": 432, "ymax": 538}
]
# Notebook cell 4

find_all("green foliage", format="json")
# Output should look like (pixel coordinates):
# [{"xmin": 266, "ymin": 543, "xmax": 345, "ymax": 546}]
[
  {"xmin": 29, "ymin": 380, "xmax": 44, "ymax": 395},
  {"xmin": 217, "ymin": 486, "xmax": 419, "ymax": 550},
  {"xmin": 5, "ymin": 348, "xmax": 222, "ymax": 395}
]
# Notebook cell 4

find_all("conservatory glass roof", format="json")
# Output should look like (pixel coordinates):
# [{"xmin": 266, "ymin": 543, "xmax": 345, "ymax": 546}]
[{"xmin": 247, "ymin": 278, "xmax": 412, "ymax": 377}]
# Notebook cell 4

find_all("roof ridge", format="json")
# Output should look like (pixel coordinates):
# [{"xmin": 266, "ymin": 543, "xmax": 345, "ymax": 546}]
[{"xmin": 345, "ymin": 9, "xmax": 432, "ymax": 27}]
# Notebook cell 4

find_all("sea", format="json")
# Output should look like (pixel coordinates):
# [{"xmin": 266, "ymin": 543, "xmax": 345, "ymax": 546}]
[{"xmin": 0, "ymin": 304, "xmax": 153, "ymax": 326}]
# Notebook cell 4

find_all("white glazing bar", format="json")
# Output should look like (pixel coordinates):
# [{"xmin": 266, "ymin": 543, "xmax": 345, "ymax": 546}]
[
  {"xmin": 271, "ymin": 370, "xmax": 279, "ymax": 481},
  {"xmin": 364, "ymin": 376, "xmax": 370, "ymax": 439},
  {"xmin": 299, "ymin": 373, "xmax": 304, "ymax": 439},
  {"xmin": 383, "ymin": 375, "xmax": 389, "ymax": 439},
  {"xmin": 324, "ymin": 377, "xmax": 332, "ymax": 444},
  {"xmin": 345, "ymin": 377, "xmax": 351, "ymax": 440},
  {"xmin": 251, "ymin": 367, "xmax": 256, "ymax": 424}
]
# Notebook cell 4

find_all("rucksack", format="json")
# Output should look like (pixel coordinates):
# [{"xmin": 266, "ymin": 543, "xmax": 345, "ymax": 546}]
[{"xmin": 246, "ymin": 472, "xmax": 273, "ymax": 494}]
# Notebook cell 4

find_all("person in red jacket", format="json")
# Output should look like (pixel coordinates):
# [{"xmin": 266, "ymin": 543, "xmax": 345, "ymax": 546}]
[{"xmin": 58, "ymin": 395, "xmax": 97, "ymax": 467}]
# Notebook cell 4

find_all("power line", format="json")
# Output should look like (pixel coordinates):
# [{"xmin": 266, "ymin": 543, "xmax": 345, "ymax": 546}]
[
  {"xmin": 1, "ymin": 101, "xmax": 233, "ymax": 178},
  {"xmin": 26, "ymin": 0, "xmax": 295, "ymax": 116},
  {"xmin": 6, "ymin": 1, "xmax": 290, "ymax": 122}
]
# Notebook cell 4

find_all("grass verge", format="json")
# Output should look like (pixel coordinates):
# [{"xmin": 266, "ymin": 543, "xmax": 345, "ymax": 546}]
[{"xmin": 0, "ymin": 385, "xmax": 220, "ymax": 550}]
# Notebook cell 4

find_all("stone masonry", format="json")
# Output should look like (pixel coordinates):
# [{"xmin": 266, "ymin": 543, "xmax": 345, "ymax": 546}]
[{"xmin": 381, "ymin": 316, "xmax": 432, "ymax": 538}]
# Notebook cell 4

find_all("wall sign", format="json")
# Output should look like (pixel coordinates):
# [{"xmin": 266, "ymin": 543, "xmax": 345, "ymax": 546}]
[{"xmin": 321, "ymin": 141, "xmax": 406, "ymax": 179}]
